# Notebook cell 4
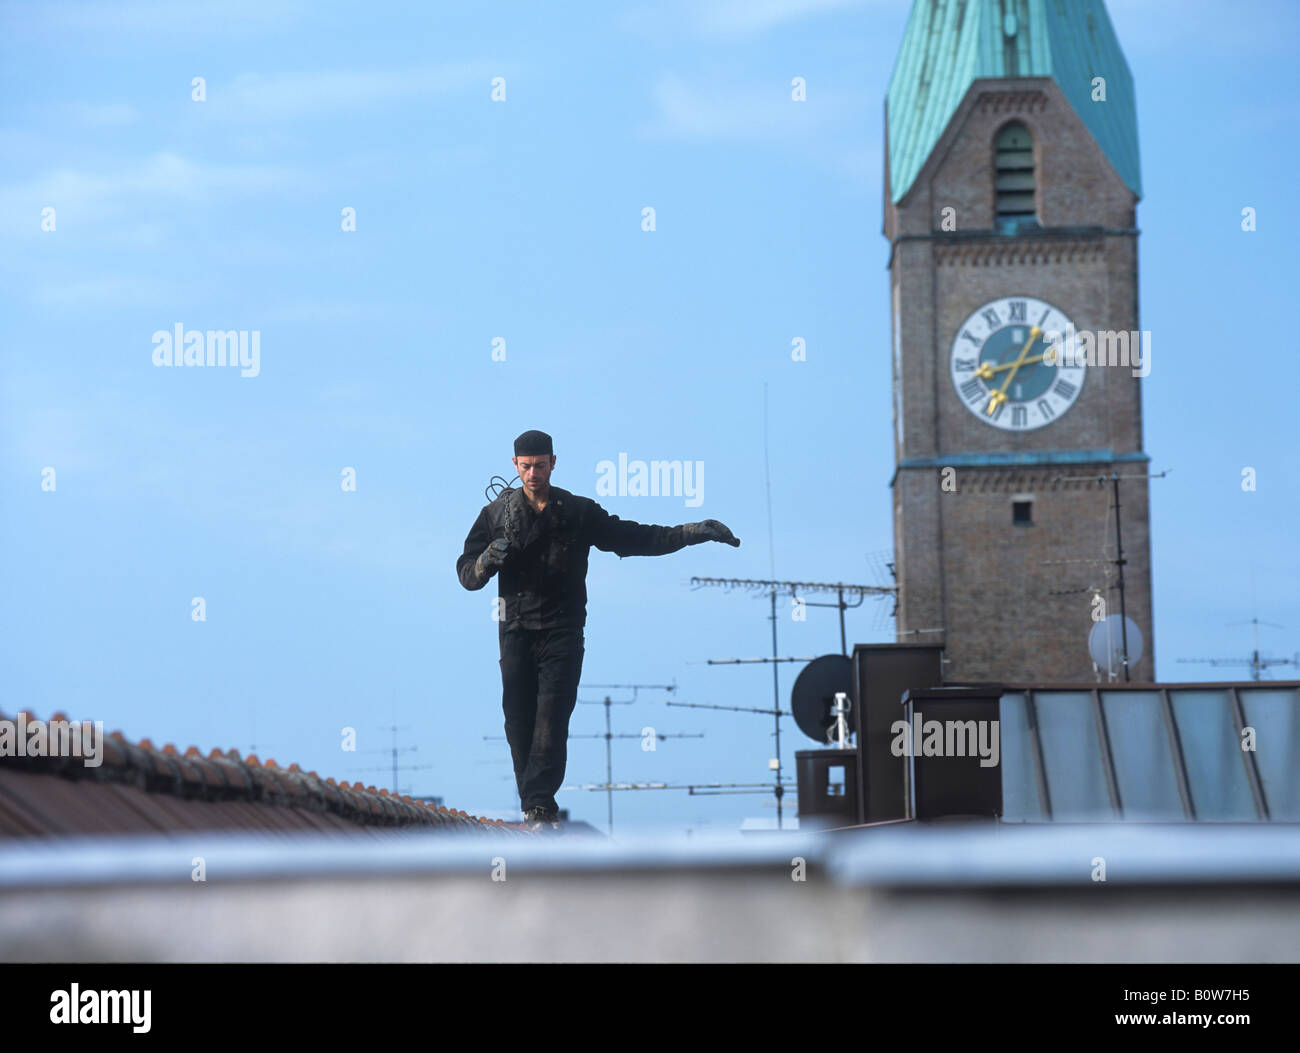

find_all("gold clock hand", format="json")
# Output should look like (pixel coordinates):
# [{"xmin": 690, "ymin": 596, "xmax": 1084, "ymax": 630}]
[
  {"xmin": 986, "ymin": 325, "xmax": 1041, "ymax": 414},
  {"xmin": 974, "ymin": 352, "xmax": 1048, "ymax": 380}
]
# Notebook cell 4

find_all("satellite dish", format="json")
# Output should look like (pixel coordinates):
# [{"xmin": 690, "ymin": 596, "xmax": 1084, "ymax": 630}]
[
  {"xmin": 791, "ymin": 655, "xmax": 855, "ymax": 743},
  {"xmin": 1088, "ymin": 614, "xmax": 1144, "ymax": 675}
]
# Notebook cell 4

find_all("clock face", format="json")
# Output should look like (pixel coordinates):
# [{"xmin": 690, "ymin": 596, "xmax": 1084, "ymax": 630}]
[{"xmin": 949, "ymin": 295, "xmax": 1084, "ymax": 431}]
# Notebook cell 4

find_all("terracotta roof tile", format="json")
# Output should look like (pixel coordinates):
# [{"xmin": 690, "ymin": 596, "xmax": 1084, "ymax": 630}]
[{"xmin": 0, "ymin": 708, "xmax": 534, "ymax": 838}]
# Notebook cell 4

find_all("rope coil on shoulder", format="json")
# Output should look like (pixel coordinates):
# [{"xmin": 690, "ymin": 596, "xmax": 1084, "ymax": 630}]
[
  {"xmin": 485, "ymin": 475, "xmax": 517, "ymax": 502},
  {"xmin": 483, "ymin": 475, "xmax": 567, "ymax": 548},
  {"xmin": 485, "ymin": 475, "xmax": 521, "ymax": 547}
]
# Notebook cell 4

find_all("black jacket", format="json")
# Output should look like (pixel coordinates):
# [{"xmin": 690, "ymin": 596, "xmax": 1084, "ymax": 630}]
[{"xmin": 457, "ymin": 485, "xmax": 696, "ymax": 631}]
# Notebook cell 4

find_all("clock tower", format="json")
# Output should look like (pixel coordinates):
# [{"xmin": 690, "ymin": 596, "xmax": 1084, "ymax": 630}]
[{"xmin": 885, "ymin": 0, "xmax": 1155, "ymax": 682}]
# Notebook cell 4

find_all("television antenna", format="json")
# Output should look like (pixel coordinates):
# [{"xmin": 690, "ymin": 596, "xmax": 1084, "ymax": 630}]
[
  {"xmin": 488, "ymin": 682, "xmax": 700, "ymax": 832},
  {"xmin": 349, "ymin": 723, "xmax": 439, "ymax": 796},
  {"xmin": 686, "ymin": 575, "xmax": 887, "ymax": 826},
  {"xmin": 1177, "ymin": 617, "xmax": 1298, "ymax": 681},
  {"xmin": 1050, "ymin": 468, "xmax": 1169, "ymax": 681}
]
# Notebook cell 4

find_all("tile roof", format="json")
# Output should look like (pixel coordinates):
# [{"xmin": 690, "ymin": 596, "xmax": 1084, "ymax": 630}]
[{"xmin": 0, "ymin": 707, "xmax": 535, "ymax": 838}]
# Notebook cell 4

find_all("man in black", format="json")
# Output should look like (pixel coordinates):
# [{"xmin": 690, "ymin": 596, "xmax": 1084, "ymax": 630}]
[{"xmin": 457, "ymin": 430, "xmax": 740, "ymax": 830}]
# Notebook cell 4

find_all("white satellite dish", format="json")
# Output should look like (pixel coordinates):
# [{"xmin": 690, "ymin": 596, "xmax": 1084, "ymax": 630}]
[{"xmin": 1088, "ymin": 614, "xmax": 1144, "ymax": 675}]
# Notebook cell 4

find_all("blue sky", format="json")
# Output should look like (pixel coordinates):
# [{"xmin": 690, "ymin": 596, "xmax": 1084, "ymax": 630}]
[{"xmin": 3, "ymin": 0, "xmax": 1298, "ymax": 833}]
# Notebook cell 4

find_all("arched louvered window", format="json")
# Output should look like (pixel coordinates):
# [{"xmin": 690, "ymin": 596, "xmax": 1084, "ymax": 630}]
[{"xmin": 995, "ymin": 122, "xmax": 1037, "ymax": 232}]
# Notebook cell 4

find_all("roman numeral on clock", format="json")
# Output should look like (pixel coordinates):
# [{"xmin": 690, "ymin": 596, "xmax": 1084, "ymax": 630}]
[
  {"xmin": 955, "ymin": 357, "xmax": 976, "ymax": 372},
  {"xmin": 981, "ymin": 308, "xmax": 1001, "ymax": 329},
  {"xmin": 959, "ymin": 377, "xmax": 984, "ymax": 403},
  {"xmin": 1052, "ymin": 377, "xmax": 1077, "ymax": 400},
  {"xmin": 1008, "ymin": 300, "xmax": 1027, "ymax": 321}
]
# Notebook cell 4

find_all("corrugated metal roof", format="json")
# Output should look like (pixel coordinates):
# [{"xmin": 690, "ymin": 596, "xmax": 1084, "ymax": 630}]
[
  {"xmin": 0, "ymin": 707, "xmax": 536, "ymax": 838},
  {"xmin": 887, "ymin": 0, "xmax": 1141, "ymax": 202}
]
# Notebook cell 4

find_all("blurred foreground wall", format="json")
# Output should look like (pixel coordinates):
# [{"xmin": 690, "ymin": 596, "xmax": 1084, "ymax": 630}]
[{"xmin": 4, "ymin": 824, "xmax": 1300, "ymax": 962}]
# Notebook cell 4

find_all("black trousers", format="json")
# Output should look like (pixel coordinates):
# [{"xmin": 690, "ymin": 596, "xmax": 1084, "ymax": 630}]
[{"xmin": 499, "ymin": 625, "xmax": 585, "ymax": 815}]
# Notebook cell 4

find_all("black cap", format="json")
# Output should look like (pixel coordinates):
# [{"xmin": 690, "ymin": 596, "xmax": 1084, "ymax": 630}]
[{"xmin": 513, "ymin": 430, "xmax": 553, "ymax": 456}]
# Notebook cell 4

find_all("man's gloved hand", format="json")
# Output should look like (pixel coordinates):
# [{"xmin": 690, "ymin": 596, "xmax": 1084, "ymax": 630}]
[
  {"xmin": 474, "ymin": 537, "xmax": 511, "ymax": 581},
  {"xmin": 683, "ymin": 520, "xmax": 740, "ymax": 547}
]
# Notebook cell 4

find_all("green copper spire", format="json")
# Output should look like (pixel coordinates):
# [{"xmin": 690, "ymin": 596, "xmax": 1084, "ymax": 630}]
[{"xmin": 886, "ymin": 0, "xmax": 1141, "ymax": 203}]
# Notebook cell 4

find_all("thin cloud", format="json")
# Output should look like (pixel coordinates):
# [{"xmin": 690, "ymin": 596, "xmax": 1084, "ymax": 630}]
[
  {"xmin": 29, "ymin": 274, "xmax": 179, "ymax": 310},
  {"xmin": 15, "ymin": 0, "xmax": 310, "ymax": 35},
  {"xmin": 622, "ymin": 0, "xmax": 870, "ymax": 39},
  {"xmin": 262, "ymin": 300, "xmax": 395, "ymax": 324},
  {"xmin": 45, "ymin": 101, "xmax": 140, "ymax": 127},
  {"xmin": 217, "ymin": 65, "xmax": 500, "ymax": 121},
  {"xmin": 0, "ymin": 152, "xmax": 314, "ymax": 236},
  {"xmin": 639, "ymin": 71, "xmax": 850, "ymax": 142},
  {"xmin": 693, "ymin": 0, "xmax": 869, "ymax": 36},
  {"xmin": 1106, "ymin": 0, "xmax": 1298, "ymax": 55}
]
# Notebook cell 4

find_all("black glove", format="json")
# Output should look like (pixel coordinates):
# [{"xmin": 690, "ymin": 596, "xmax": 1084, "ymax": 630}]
[
  {"xmin": 683, "ymin": 520, "xmax": 740, "ymax": 547},
  {"xmin": 474, "ymin": 537, "xmax": 511, "ymax": 581}
]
